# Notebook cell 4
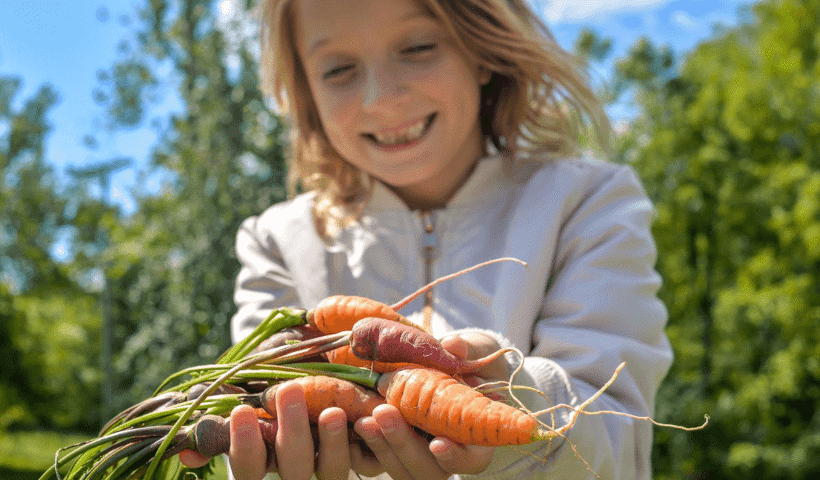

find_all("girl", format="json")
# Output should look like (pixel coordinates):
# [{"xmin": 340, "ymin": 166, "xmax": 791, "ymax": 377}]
[{"xmin": 182, "ymin": 0, "xmax": 671, "ymax": 479}]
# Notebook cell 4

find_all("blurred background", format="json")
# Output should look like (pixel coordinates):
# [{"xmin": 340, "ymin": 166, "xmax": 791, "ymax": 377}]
[{"xmin": 1, "ymin": 0, "xmax": 817, "ymax": 478}]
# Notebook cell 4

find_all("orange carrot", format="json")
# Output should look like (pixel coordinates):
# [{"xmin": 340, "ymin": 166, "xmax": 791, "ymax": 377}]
[
  {"xmin": 244, "ymin": 375, "xmax": 386, "ymax": 423},
  {"xmin": 324, "ymin": 344, "xmax": 415, "ymax": 373},
  {"xmin": 306, "ymin": 259, "xmax": 527, "ymax": 335},
  {"xmin": 307, "ymin": 295, "xmax": 424, "ymax": 335},
  {"xmin": 379, "ymin": 367, "xmax": 549, "ymax": 446}
]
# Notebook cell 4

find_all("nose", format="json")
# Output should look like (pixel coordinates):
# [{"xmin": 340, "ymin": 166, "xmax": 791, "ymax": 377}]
[{"xmin": 361, "ymin": 61, "xmax": 409, "ymax": 113}]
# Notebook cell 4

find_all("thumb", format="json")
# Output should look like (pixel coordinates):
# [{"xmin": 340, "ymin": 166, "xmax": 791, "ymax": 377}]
[
  {"xmin": 439, "ymin": 335, "xmax": 469, "ymax": 360},
  {"xmin": 179, "ymin": 449, "xmax": 211, "ymax": 469}
]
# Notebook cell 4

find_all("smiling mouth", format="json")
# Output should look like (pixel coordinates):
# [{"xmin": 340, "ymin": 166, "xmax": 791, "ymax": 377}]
[{"xmin": 365, "ymin": 113, "xmax": 436, "ymax": 146}]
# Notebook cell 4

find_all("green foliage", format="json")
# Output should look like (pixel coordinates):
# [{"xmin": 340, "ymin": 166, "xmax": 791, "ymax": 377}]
[
  {"xmin": 0, "ymin": 430, "xmax": 91, "ymax": 473},
  {"xmin": 0, "ymin": 76, "xmax": 64, "ymax": 294},
  {"xmin": 10, "ymin": 291, "xmax": 102, "ymax": 429},
  {"xmin": 88, "ymin": 0, "xmax": 289, "ymax": 416},
  {"xmin": 0, "ymin": 76, "xmax": 106, "ymax": 431},
  {"xmin": 608, "ymin": 0, "xmax": 820, "ymax": 478},
  {"xmin": 574, "ymin": 28, "xmax": 613, "ymax": 63}
]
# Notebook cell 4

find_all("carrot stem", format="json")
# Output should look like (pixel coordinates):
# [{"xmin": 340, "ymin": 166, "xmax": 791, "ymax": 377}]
[
  {"xmin": 163, "ymin": 362, "xmax": 377, "ymax": 391},
  {"xmin": 101, "ymin": 435, "xmax": 176, "ymax": 480},
  {"xmin": 280, "ymin": 362, "xmax": 380, "ymax": 388},
  {"xmin": 154, "ymin": 335, "xmax": 355, "ymax": 398},
  {"xmin": 84, "ymin": 437, "xmax": 158, "ymax": 480},
  {"xmin": 104, "ymin": 396, "xmax": 237, "ymax": 435},
  {"xmin": 217, "ymin": 307, "xmax": 307, "ymax": 364},
  {"xmin": 101, "ymin": 392, "xmax": 185, "ymax": 435},
  {"xmin": 266, "ymin": 333, "xmax": 351, "ymax": 364},
  {"xmin": 40, "ymin": 427, "xmax": 174, "ymax": 480},
  {"xmin": 143, "ymin": 331, "xmax": 349, "ymax": 478}
]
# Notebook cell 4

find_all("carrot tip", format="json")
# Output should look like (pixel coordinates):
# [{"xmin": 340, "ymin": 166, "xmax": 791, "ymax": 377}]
[{"xmin": 535, "ymin": 427, "xmax": 559, "ymax": 441}]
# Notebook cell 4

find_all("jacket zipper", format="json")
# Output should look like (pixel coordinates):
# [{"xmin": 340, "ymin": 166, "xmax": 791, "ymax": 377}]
[{"xmin": 421, "ymin": 211, "xmax": 436, "ymax": 331}]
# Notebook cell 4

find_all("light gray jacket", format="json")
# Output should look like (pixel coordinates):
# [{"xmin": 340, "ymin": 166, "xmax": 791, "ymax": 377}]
[{"xmin": 231, "ymin": 155, "xmax": 672, "ymax": 480}]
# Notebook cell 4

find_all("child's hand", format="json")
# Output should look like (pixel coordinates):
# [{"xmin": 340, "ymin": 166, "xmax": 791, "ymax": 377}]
[
  {"xmin": 179, "ymin": 333, "xmax": 506, "ymax": 479},
  {"xmin": 353, "ymin": 404, "xmax": 496, "ymax": 480},
  {"xmin": 349, "ymin": 332, "xmax": 504, "ymax": 479},
  {"xmin": 180, "ymin": 382, "xmax": 355, "ymax": 480},
  {"xmin": 440, "ymin": 332, "xmax": 511, "ymax": 383}
]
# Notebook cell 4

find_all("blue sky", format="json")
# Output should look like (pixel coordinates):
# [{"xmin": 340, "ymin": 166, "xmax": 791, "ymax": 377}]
[{"xmin": 1, "ymin": 0, "xmax": 756, "ymax": 216}]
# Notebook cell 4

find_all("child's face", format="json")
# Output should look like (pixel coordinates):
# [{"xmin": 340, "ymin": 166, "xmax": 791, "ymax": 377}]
[{"xmin": 293, "ymin": 0, "xmax": 489, "ymax": 208}]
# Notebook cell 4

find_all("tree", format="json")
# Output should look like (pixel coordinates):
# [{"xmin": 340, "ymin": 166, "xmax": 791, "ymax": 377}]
[
  {"xmin": 0, "ymin": 76, "xmax": 104, "ymax": 430},
  {"xmin": 608, "ymin": 0, "xmax": 820, "ymax": 478},
  {"xmin": 89, "ymin": 0, "xmax": 289, "ymax": 414}
]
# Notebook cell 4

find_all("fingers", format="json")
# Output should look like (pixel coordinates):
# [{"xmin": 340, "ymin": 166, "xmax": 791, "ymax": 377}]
[
  {"xmin": 228, "ymin": 405, "xmax": 269, "ymax": 480},
  {"xmin": 442, "ymin": 332, "xmax": 509, "ymax": 382},
  {"xmin": 429, "ymin": 437, "xmax": 495, "ymax": 475},
  {"xmin": 178, "ymin": 449, "xmax": 210, "ymax": 469},
  {"xmin": 354, "ymin": 416, "xmax": 414, "ymax": 480},
  {"xmin": 355, "ymin": 405, "xmax": 449, "ymax": 480},
  {"xmin": 439, "ymin": 335, "xmax": 469, "ymax": 359},
  {"xmin": 349, "ymin": 441, "xmax": 385, "ymax": 478},
  {"xmin": 315, "ymin": 407, "xmax": 352, "ymax": 480},
  {"xmin": 275, "ymin": 381, "xmax": 315, "ymax": 480}
]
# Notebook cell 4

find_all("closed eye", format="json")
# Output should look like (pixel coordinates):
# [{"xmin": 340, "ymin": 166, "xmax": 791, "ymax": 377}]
[
  {"xmin": 403, "ymin": 43, "xmax": 437, "ymax": 55},
  {"xmin": 323, "ymin": 65, "xmax": 354, "ymax": 80}
]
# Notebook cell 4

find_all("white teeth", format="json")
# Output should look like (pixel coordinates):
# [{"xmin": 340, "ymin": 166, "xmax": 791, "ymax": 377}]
[{"xmin": 373, "ymin": 117, "xmax": 429, "ymax": 145}]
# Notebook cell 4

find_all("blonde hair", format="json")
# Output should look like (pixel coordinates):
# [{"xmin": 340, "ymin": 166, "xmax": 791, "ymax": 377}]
[{"xmin": 259, "ymin": 0, "xmax": 611, "ymax": 237}]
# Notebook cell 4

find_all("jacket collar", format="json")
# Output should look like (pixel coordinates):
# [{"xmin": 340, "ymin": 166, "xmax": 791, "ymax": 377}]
[{"xmin": 364, "ymin": 155, "xmax": 507, "ymax": 214}]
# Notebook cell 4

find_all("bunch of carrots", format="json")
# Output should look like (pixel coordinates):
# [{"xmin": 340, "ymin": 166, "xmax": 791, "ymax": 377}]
[{"xmin": 40, "ymin": 258, "xmax": 706, "ymax": 480}]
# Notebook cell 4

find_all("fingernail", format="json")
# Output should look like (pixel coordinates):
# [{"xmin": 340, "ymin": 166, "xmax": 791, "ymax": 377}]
[
  {"xmin": 327, "ymin": 419, "xmax": 345, "ymax": 434},
  {"xmin": 430, "ymin": 440, "xmax": 453, "ymax": 460},
  {"xmin": 356, "ymin": 420, "xmax": 380, "ymax": 440}
]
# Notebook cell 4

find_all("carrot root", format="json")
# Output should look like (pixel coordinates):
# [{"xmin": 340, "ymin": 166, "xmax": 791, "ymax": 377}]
[
  {"xmin": 243, "ymin": 375, "xmax": 387, "ymax": 423},
  {"xmin": 390, "ymin": 257, "xmax": 528, "ymax": 312},
  {"xmin": 325, "ymin": 344, "xmax": 415, "ymax": 373},
  {"xmin": 308, "ymin": 295, "xmax": 420, "ymax": 334},
  {"xmin": 349, "ymin": 317, "xmax": 514, "ymax": 376},
  {"xmin": 379, "ymin": 367, "xmax": 543, "ymax": 446}
]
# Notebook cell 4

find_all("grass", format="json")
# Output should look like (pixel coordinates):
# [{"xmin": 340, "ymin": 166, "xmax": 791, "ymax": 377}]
[
  {"xmin": 0, "ymin": 429, "xmax": 228, "ymax": 479},
  {"xmin": 0, "ymin": 429, "xmax": 91, "ymax": 474}
]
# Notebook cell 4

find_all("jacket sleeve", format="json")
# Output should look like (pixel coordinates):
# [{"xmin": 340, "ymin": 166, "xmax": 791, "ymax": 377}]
[
  {"xmin": 231, "ymin": 213, "xmax": 302, "ymax": 344},
  {"xmin": 454, "ymin": 165, "xmax": 672, "ymax": 480}
]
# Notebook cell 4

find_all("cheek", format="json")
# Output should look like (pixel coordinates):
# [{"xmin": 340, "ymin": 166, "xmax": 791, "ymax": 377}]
[
  {"xmin": 313, "ymin": 92, "xmax": 358, "ymax": 144},
  {"xmin": 427, "ymin": 62, "xmax": 482, "ymax": 116}
]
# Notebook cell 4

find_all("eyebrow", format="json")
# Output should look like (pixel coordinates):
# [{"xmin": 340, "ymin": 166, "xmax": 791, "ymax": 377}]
[{"xmin": 306, "ymin": 10, "xmax": 434, "ymax": 57}]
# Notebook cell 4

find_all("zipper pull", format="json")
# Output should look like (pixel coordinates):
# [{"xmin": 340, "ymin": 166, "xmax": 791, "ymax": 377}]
[
  {"xmin": 420, "ymin": 212, "xmax": 437, "ymax": 331},
  {"xmin": 422, "ymin": 212, "xmax": 437, "ymax": 264}
]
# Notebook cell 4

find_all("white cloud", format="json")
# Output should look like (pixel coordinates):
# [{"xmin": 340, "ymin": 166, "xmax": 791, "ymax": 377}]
[
  {"xmin": 540, "ymin": 0, "xmax": 673, "ymax": 24},
  {"xmin": 671, "ymin": 10, "xmax": 699, "ymax": 30}
]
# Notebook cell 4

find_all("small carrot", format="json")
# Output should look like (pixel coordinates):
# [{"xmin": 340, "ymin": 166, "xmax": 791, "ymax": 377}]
[
  {"xmin": 378, "ymin": 367, "xmax": 550, "ymax": 446},
  {"xmin": 349, "ymin": 317, "xmax": 510, "ymax": 376},
  {"xmin": 242, "ymin": 375, "xmax": 386, "ymax": 423},
  {"xmin": 324, "ymin": 344, "xmax": 415, "ymax": 373},
  {"xmin": 183, "ymin": 414, "xmax": 278, "ymax": 458},
  {"xmin": 307, "ymin": 295, "xmax": 420, "ymax": 335},
  {"xmin": 307, "ymin": 258, "xmax": 528, "ymax": 335}
]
